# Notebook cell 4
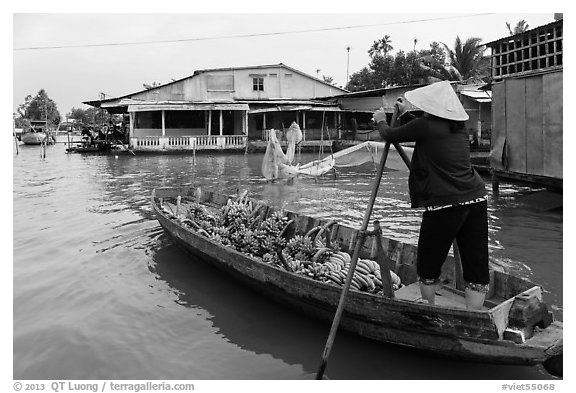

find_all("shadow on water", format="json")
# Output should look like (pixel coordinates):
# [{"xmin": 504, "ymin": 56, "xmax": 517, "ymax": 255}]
[{"xmin": 148, "ymin": 233, "xmax": 555, "ymax": 380}]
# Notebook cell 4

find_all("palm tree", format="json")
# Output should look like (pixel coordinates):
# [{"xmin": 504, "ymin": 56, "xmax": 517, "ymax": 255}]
[
  {"xmin": 416, "ymin": 55, "xmax": 461, "ymax": 81},
  {"xmin": 368, "ymin": 35, "xmax": 393, "ymax": 58},
  {"xmin": 506, "ymin": 20, "xmax": 530, "ymax": 35},
  {"xmin": 442, "ymin": 36, "xmax": 488, "ymax": 82}
]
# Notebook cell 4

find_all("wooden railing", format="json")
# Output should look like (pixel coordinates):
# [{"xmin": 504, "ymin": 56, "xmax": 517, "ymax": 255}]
[{"xmin": 131, "ymin": 135, "xmax": 247, "ymax": 151}]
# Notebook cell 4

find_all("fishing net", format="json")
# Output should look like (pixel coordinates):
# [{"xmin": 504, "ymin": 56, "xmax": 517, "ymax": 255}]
[
  {"xmin": 262, "ymin": 132, "xmax": 402, "ymax": 180},
  {"xmin": 303, "ymin": 141, "xmax": 387, "ymax": 170},
  {"xmin": 261, "ymin": 130, "xmax": 280, "ymax": 181},
  {"xmin": 285, "ymin": 121, "xmax": 303, "ymax": 164}
]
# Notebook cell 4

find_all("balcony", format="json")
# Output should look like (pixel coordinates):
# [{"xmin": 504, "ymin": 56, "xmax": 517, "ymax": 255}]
[{"xmin": 130, "ymin": 135, "xmax": 247, "ymax": 152}]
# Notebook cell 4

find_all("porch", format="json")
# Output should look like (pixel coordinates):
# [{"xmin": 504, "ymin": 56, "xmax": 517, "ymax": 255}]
[{"xmin": 130, "ymin": 134, "xmax": 248, "ymax": 152}]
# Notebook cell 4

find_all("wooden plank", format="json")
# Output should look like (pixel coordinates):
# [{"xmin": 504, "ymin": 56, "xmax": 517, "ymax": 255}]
[
  {"xmin": 489, "ymin": 295, "xmax": 515, "ymax": 339},
  {"xmin": 525, "ymin": 75, "xmax": 545, "ymax": 176},
  {"xmin": 372, "ymin": 222, "xmax": 394, "ymax": 298},
  {"xmin": 394, "ymin": 283, "xmax": 469, "ymax": 310},
  {"xmin": 505, "ymin": 78, "xmax": 527, "ymax": 173},
  {"xmin": 490, "ymin": 82, "xmax": 507, "ymax": 170},
  {"xmin": 542, "ymin": 71, "xmax": 563, "ymax": 179}
]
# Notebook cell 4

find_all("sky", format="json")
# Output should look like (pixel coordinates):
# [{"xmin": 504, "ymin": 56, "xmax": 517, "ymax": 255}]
[{"xmin": 9, "ymin": 2, "xmax": 561, "ymax": 117}]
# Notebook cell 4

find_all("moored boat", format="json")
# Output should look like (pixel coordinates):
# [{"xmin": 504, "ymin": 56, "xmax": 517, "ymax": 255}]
[
  {"xmin": 20, "ymin": 131, "xmax": 46, "ymax": 145},
  {"xmin": 151, "ymin": 186, "xmax": 563, "ymax": 377},
  {"xmin": 20, "ymin": 121, "xmax": 55, "ymax": 145},
  {"xmin": 355, "ymin": 128, "xmax": 381, "ymax": 141}
]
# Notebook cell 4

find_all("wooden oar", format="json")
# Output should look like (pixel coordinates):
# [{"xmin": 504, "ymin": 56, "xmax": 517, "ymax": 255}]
[
  {"xmin": 116, "ymin": 139, "xmax": 136, "ymax": 156},
  {"xmin": 315, "ymin": 108, "xmax": 398, "ymax": 380}
]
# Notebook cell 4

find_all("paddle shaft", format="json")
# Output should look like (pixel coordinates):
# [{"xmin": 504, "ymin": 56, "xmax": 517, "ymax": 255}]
[
  {"xmin": 117, "ymin": 139, "xmax": 136, "ymax": 156},
  {"xmin": 315, "ymin": 140, "xmax": 391, "ymax": 379},
  {"xmin": 316, "ymin": 108, "xmax": 400, "ymax": 380}
]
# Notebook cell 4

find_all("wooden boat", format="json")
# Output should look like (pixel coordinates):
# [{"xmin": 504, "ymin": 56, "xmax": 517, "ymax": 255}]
[
  {"xmin": 151, "ymin": 186, "xmax": 563, "ymax": 377},
  {"xmin": 21, "ymin": 121, "xmax": 55, "ymax": 145},
  {"xmin": 20, "ymin": 131, "xmax": 45, "ymax": 145},
  {"xmin": 355, "ymin": 128, "xmax": 381, "ymax": 142},
  {"xmin": 66, "ymin": 139, "xmax": 113, "ymax": 154}
]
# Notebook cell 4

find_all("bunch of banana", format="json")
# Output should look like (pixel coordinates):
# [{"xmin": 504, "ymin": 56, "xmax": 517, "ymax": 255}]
[
  {"xmin": 311, "ymin": 247, "xmax": 333, "ymax": 264},
  {"xmin": 221, "ymin": 200, "xmax": 251, "ymax": 229},
  {"xmin": 318, "ymin": 254, "xmax": 380, "ymax": 293},
  {"xmin": 357, "ymin": 258, "xmax": 402, "ymax": 290},
  {"xmin": 262, "ymin": 252, "xmax": 277, "ymax": 265},
  {"xmin": 285, "ymin": 235, "xmax": 315, "ymax": 261},
  {"xmin": 296, "ymin": 261, "xmax": 330, "ymax": 281},
  {"xmin": 259, "ymin": 210, "xmax": 288, "ymax": 238},
  {"xmin": 228, "ymin": 227, "xmax": 258, "ymax": 255},
  {"xmin": 188, "ymin": 202, "xmax": 216, "ymax": 224},
  {"xmin": 327, "ymin": 251, "xmax": 351, "ymax": 268},
  {"xmin": 323, "ymin": 251, "xmax": 349, "ymax": 286},
  {"xmin": 208, "ymin": 233, "xmax": 231, "ymax": 246}
]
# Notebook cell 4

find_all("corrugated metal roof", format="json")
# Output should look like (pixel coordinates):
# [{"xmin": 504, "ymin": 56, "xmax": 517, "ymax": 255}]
[
  {"xmin": 459, "ymin": 90, "xmax": 492, "ymax": 103},
  {"xmin": 127, "ymin": 102, "xmax": 250, "ymax": 112},
  {"xmin": 318, "ymin": 83, "xmax": 429, "ymax": 99},
  {"xmin": 83, "ymin": 63, "xmax": 348, "ymax": 107},
  {"xmin": 248, "ymin": 105, "xmax": 341, "ymax": 114}
]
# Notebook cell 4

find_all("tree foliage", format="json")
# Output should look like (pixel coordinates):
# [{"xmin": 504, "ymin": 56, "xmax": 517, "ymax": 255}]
[
  {"xmin": 442, "ymin": 36, "xmax": 490, "ymax": 82},
  {"xmin": 507, "ymin": 20, "xmax": 530, "ymax": 35},
  {"xmin": 143, "ymin": 82, "xmax": 162, "ymax": 90},
  {"xmin": 322, "ymin": 75, "xmax": 334, "ymax": 84},
  {"xmin": 368, "ymin": 35, "xmax": 393, "ymax": 58},
  {"xmin": 347, "ymin": 39, "xmax": 448, "ymax": 91},
  {"xmin": 15, "ymin": 89, "xmax": 61, "ymax": 128},
  {"xmin": 67, "ymin": 107, "xmax": 100, "ymax": 125},
  {"xmin": 347, "ymin": 34, "xmax": 490, "ymax": 91}
]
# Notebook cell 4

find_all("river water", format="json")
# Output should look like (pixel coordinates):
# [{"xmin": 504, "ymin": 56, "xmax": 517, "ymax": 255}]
[{"xmin": 12, "ymin": 143, "xmax": 562, "ymax": 381}]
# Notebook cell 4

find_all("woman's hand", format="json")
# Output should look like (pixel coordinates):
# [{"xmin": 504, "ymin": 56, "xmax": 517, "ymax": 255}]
[
  {"xmin": 372, "ymin": 108, "xmax": 387, "ymax": 124},
  {"xmin": 395, "ymin": 97, "xmax": 407, "ymax": 116}
]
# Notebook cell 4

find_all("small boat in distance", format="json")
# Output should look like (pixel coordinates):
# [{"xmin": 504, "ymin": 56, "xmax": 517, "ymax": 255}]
[
  {"xmin": 20, "ymin": 120, "xmax": 55, "ymax": 145},
  {"xmin": 151, "ymin": 186, "xmax": 563, "ymax": 377}
]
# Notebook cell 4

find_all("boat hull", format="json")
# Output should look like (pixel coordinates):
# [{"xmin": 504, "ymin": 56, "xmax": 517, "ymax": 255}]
[
  {"xmin": 21, "ymin": 132, "xmax": 46, "ymax": 145},
  {"xmin": 355, "ymin": 129, "xmax": 381, "ymax": 142},
  {"xmin": 152, "ymin": 187, "xmax": 563, "ymax": 372}
]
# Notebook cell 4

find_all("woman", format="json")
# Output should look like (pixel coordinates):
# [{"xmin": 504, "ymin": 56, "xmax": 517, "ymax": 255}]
[{"xmin": 373, "ymin": 81, "xmax": 489, "ymax": 310}]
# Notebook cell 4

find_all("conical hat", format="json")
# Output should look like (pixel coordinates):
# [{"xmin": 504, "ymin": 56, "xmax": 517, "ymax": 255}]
[{"xmin": 404, "ymin": 81, "xmax": 469, "ymax": 121}]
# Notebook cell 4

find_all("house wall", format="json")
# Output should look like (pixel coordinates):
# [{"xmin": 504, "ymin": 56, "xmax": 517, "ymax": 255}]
[
  {"xmin": 338, "ymin": 96, "xmax": 383, "ymax": 112},
  {"xmin": 126, "ymin": 65, "xmax": 346, "ymax": 102},
  {"xmin": 490, "ymin": 69, "xmax": 562, "ymax": 179},
  {"xmin": 134, "ymin": 128, "xmax": 207, "ymax": 137},
  {"xmin": 460, "ymin": 96, "xmax": 491, "ymax": 139}
]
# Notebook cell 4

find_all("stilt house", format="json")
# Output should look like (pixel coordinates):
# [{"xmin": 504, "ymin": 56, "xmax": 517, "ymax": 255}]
[
  {"xmin": 485, "ymin": 17, "xmax": 563, "ymax": 190},
  {"xmin": 83, "ymin": 64, "xmax": 351, "ymax": 152}
]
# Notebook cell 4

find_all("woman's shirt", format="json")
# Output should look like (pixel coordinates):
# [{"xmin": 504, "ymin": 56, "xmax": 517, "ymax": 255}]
[{"xmin": 377, "ymin": 113, "xmax": 486, "ymax": 208}]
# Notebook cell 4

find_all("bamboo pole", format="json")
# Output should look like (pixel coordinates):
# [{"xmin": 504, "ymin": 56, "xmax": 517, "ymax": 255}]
[
  {"xmin": 13, "ymin": 115, "xmax": 19, "ymax": 155},
  {"xmin": 315, "ymin": 138, "xmax": 391, "ymax": 379},
  {"xmin": 315, "ymin": 108, "xmax": 399, "ymax": 380}
]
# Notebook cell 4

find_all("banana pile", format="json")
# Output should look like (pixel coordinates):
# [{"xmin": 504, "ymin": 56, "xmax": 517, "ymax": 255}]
[
  {"xmin": 164, "ymin": 194, "xmax": 402, "ymax": 294},
  {"xmin": 324, "ymin": 255, "xmax": 401, "ymax": 292}
]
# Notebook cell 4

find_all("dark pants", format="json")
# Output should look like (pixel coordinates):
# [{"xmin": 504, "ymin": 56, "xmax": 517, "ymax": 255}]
[{"xmin": 417, "ymin": 201, "xmax": 489, "ymax": 285}]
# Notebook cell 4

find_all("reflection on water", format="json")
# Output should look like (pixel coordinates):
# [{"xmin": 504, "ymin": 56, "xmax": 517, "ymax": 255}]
[{"xmin": 13, "ymin": 143, "xmax": 562, "ymax": 380}]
